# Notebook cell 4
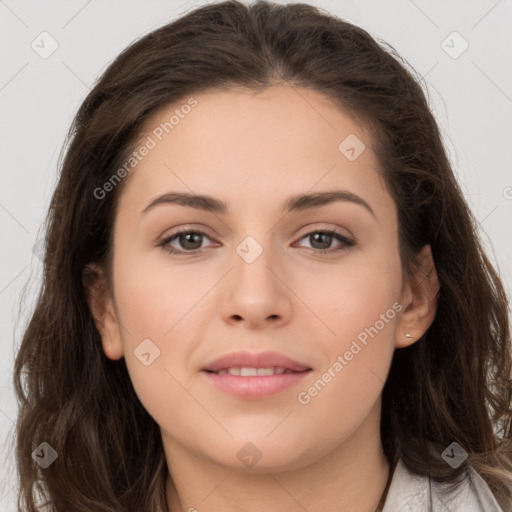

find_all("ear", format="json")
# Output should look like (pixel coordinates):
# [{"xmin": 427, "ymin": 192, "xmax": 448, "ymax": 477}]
[
  {"xmin": 83, "ymin": 263, "xmax": 124, "ymax": 360},
  {"xmin": 395, "ymin": 244, "xmax": 440, "ymax": 349}
]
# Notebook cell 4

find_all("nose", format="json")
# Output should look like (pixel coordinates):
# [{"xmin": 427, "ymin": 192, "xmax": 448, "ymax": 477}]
[{"xmin": 220, "ymin": 238, "xmax": 293, "ymax": 330}]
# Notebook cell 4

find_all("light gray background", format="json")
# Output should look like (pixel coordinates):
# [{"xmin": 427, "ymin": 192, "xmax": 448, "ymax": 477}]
[{"xmin": 1, "ymin": 0, "xmax": 511, "ymax": 509}]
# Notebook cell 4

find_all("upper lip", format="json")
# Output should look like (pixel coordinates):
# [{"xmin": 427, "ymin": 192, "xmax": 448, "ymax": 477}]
[{"xmin": 202, "ymin": 351, "xmax": 312, "ymax": 373}]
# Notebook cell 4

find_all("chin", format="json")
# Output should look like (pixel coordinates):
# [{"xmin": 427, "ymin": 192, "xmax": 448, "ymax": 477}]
[{"xmin": 200, "ymin": 434, "xmax": 321, "ymax": 474}]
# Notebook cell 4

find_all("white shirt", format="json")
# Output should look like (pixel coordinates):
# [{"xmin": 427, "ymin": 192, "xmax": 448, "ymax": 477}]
[{"xmin": 382, "ymin": 459, "xmax": 504, "ymax": 511}]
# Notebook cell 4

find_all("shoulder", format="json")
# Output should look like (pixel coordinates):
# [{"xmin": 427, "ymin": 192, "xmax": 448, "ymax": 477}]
[{"xmin": 382, "ymin": 458, "xmax": 504, "ymax": 512}]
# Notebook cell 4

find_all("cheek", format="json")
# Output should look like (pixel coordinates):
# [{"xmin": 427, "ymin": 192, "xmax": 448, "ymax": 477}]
[
  {"xmin": 301, "ymin": 240, "xmax": 402, "ymax": 340},
  {"xmin": 109, "ymin": 249, "xmax": 191, "ymax": 404},
  {"xmin": 292, "ymin": 301, "xmax": 397, "ymax": 459},
  {"xmin": 112, "ymin": 243, "xmax": 210, "ymax": 339},
  {"xmin": 293, "ymin": 245, "xmax": 401, "ymax": 421}
]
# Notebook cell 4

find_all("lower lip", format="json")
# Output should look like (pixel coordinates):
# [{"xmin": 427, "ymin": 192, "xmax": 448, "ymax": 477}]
[{"xmin": 202, "ymin": 370, "xmax": 312, "ymax": 399}]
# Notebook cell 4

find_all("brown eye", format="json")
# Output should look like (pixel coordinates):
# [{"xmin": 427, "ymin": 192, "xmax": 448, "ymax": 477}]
[
  {"xmin": 296, "ymin": 230, "xmax": 355, "ymax": 254},
  {"xmin": 309, "ymin": 232, "xmax": 333, "ymax": 250},
  {"xmin": 159, "ymin": 230, "xmax": 213, "ymax": 254},
  {"xmin": 176, "ymin": 232, "xmax": 204, "ymax": 250}
]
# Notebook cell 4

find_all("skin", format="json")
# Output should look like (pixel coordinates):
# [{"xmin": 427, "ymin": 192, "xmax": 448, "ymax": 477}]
[{"xmin": 87, "ymin": 85, "xmax": 439, "ymax": 512}]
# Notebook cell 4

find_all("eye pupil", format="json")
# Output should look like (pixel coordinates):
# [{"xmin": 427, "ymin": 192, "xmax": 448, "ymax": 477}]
[
  {"xmin": 180, "ymin": 232, "xmax": 203, "ymax": 250},
  {"xmin": 310, "ymin": 232, "xmax": 332, "ymax": 249}
]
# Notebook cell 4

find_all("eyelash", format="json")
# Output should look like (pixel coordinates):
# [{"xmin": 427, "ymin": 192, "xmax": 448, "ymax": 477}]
[{"xmin": 158, "ymin": 228, "xmax": 355, "ymax": 256}]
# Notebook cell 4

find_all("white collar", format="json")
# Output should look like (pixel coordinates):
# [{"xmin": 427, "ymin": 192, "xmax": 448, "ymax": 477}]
[{"xmin": 382, "ymin": 458, "xmax": 504, "ymax": 511}]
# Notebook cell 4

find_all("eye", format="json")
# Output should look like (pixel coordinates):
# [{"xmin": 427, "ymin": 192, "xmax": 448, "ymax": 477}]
[
  {"xmin": 294, "ymin": 230, "xmax": 355, "ymax": 254},
  {"xmin": 158, "ymin": 228, "xmax": 355, "ymax": 256},
  {"xmin": 159, "ymin": 229, "xmax": 215, "ymax": 255}
]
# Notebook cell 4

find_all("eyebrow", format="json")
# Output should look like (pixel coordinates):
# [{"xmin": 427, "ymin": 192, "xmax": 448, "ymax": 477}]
[{"xmin": 142, "ymin": 190, "xmax": 376, "ymax": 218}]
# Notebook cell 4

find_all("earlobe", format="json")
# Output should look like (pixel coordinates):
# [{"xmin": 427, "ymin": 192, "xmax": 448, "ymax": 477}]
[
  {"xmin": 83, "ymin": 263, "xmax": 124, "ymax": 360},
  {"xmin": 396, "ymin": 244, "xmax": 440, "ymax": 349}
]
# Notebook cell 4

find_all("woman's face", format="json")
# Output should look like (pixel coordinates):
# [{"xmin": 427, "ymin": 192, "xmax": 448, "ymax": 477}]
[{"xmin": 96, "ymin": 85, "xmax": 428, "ymax": 472}]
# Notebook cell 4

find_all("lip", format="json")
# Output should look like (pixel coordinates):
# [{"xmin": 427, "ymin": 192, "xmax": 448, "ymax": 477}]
[
  {"xmin": 202, "ymin": 350, "xmax": 311, "ymax": 373},
  {"xmin": 201, "ymin": 350, "xmax": 312, "ymax": 400},
  {"xmin": 202, "ymin": 371, "xmax": 312, "ymax": 399}
]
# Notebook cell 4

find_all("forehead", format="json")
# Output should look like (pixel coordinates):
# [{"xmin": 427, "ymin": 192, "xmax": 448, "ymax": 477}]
[{"xmin": 117, "ymin": 85, "xmax": 391, "ymax": 216}]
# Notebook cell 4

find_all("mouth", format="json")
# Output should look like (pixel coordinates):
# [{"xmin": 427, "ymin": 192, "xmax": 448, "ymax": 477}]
[
  {"xmin": 201, "ymin": 367, "xmax": 312, "ymax": 399},
  {"xmin": 202, "ymin": 350, "xmax": 311, "ymax": 374},
  {"xmin": 204, "ymin": 367, "xmax": 310, "ymax": 376},
  {"xmin": 201, "ymin": 351, "xmax": 313, "ymax": 399},
  {"xmin": 201, "ymin": 352, "xmax": 313, "ymax": 400}
]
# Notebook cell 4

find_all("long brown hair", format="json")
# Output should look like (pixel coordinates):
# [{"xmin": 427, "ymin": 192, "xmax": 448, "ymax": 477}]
[{"xmin": 14, "ymin": 1, "xmax": 512, "ymax": 510}]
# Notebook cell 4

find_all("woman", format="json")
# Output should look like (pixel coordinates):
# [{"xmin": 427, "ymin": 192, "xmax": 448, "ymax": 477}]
[{"xmin": 14, "ymin": 1, "xmax": 512, "ymax": 510}]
